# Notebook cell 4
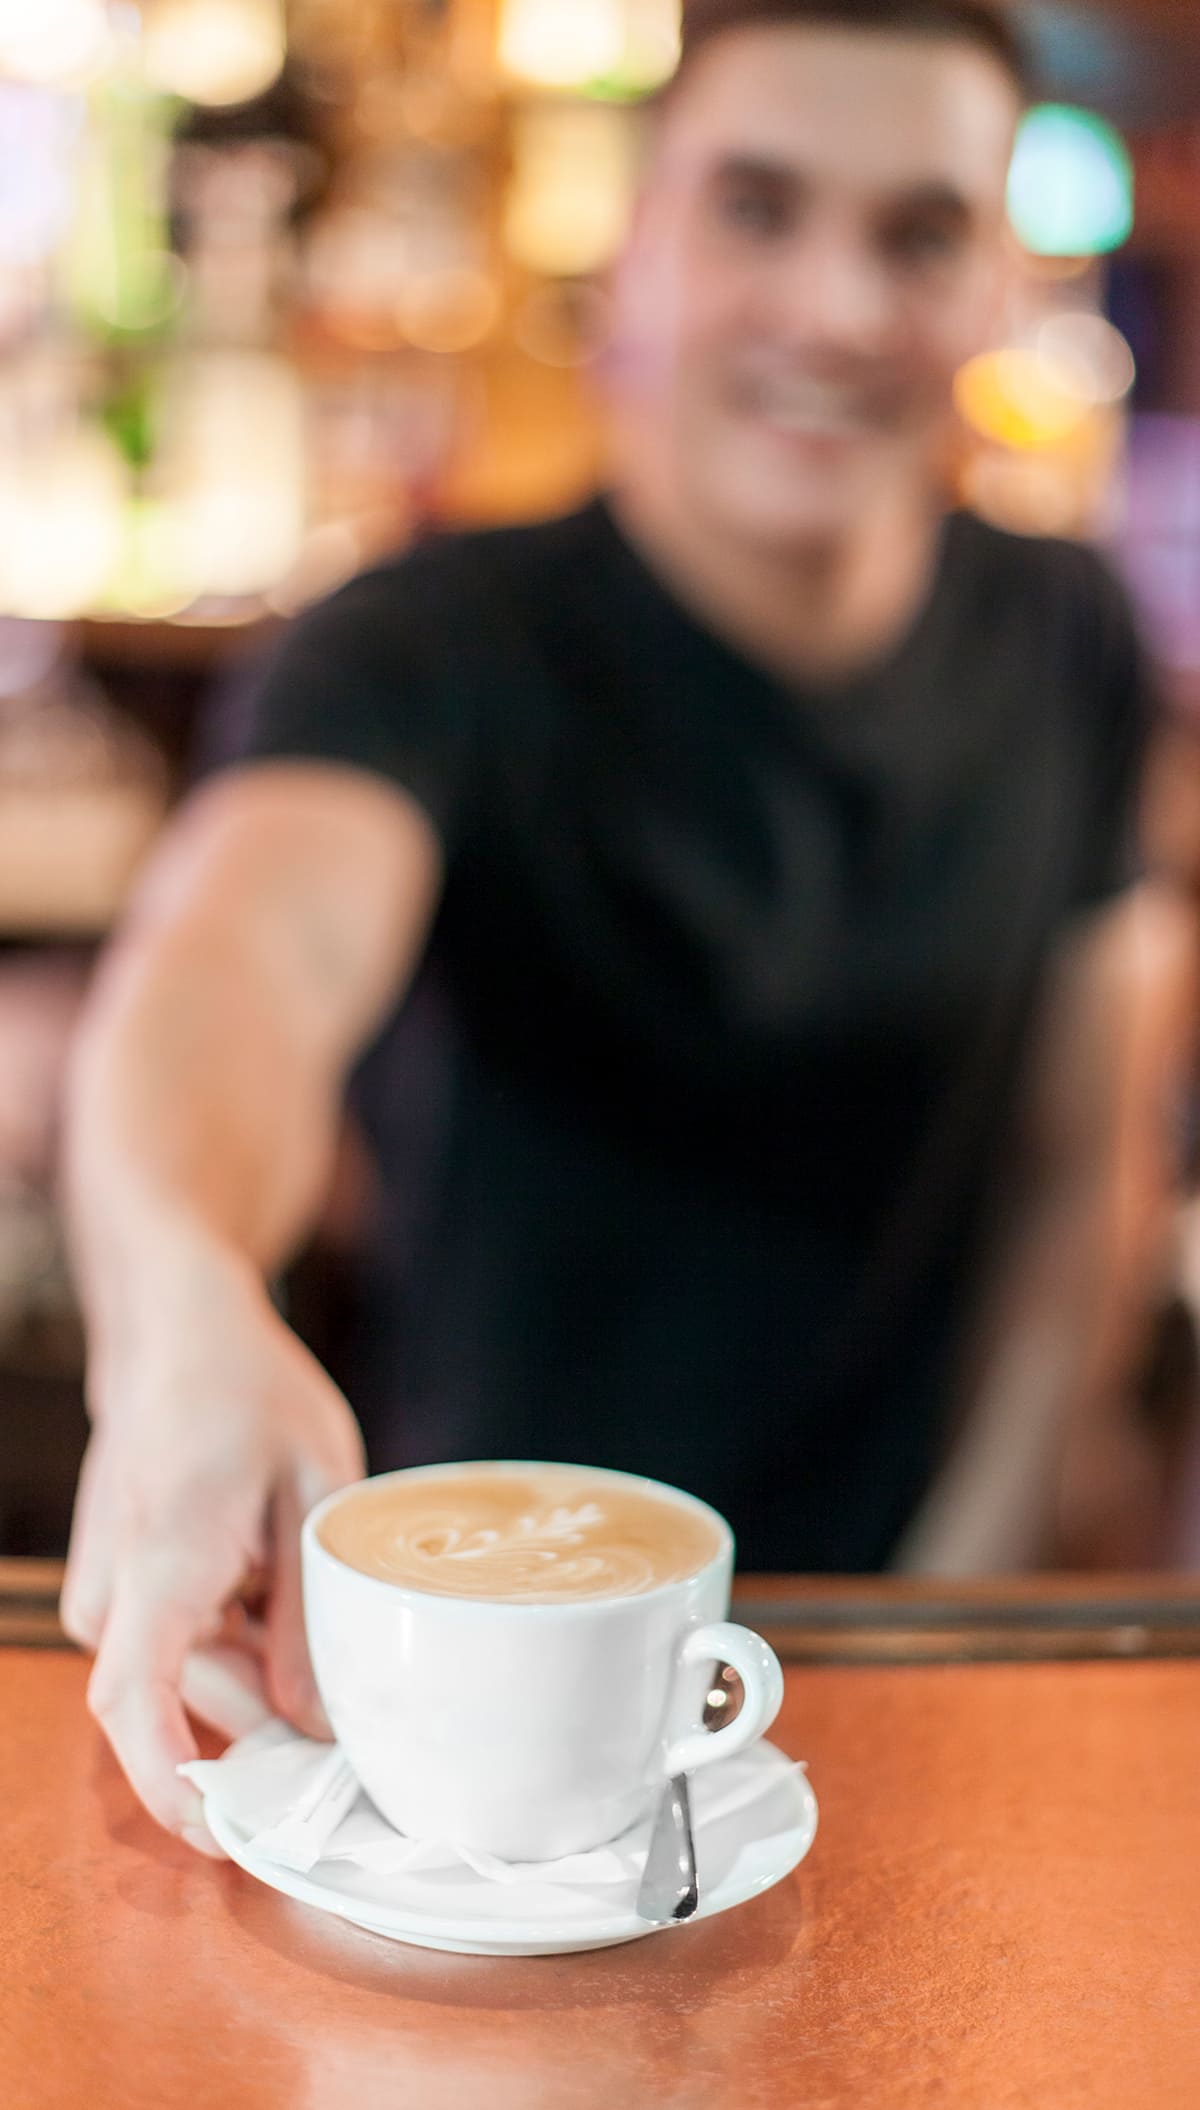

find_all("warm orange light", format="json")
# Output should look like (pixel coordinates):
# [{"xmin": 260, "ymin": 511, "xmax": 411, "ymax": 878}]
[
  {"xmin": 398, "ymin": 268, "xmax": 500, "ymax": 355},
  {"xmin": 955, "ymin": 348, "xmax": 1093, "ymax": 452}
]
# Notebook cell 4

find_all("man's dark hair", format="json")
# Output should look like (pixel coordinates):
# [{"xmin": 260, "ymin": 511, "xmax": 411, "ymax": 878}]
[{"xmin": 673, "ymin": 0, "xmax": 1033, "ymax": 100}]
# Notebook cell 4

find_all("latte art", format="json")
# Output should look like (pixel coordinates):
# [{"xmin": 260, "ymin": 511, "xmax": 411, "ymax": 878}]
[{"xmin": 318, "ymin": 1467, "xmax": 722, "ymax": 1603}]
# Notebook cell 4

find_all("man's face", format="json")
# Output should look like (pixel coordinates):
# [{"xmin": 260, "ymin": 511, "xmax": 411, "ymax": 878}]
[{"xmin": 614, "ymin": 26, "xmax": 1021, "ymax": 546}]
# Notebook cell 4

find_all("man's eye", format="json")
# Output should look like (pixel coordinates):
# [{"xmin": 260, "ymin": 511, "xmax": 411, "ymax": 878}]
[
  {"xmin": 885, "ymin": 222, "xmax": 963, "ymax": 267},
  {"xmin": 720, "ymin": 187, "xmax": 791, "ymax": 239}
]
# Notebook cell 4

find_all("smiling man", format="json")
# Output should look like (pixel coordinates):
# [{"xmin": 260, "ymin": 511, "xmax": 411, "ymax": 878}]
[
  {"xmin": 64, "ymin": 0, "xmax": 1185, "ymax": 1850},
  {"xmin": 614, "ymin": 0, "xmax": 1022, "ymax": 636}
]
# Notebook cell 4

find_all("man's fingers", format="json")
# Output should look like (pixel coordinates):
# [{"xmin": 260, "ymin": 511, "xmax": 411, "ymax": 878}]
[
  {"xmin": 89, "ymin": 1658, "xmax": 205, "ymax": 1839},
  {"xmin": 181, "ymin": 1819, "xmax": 230, "ymax": 1863},
  {"xmin": 60, "ymin": 1441, "xmax": 118, "ymax": 1650},
  {"xmin": 265, "ymin": 1480, "xmax": 330, "ymax": 1740},
  {"xmin": 181, "ymin": 1644, "xmax": 275, "ymax": 1742},
  {"xmin": 88, "ymin": 1537, "xmax": 246, "ymax": 1838}
]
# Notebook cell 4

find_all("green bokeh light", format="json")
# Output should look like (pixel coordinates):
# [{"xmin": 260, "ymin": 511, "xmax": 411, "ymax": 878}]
[{"xmin": 1008, "ymin": 104, "xmax": 1134, "ymax": 258}]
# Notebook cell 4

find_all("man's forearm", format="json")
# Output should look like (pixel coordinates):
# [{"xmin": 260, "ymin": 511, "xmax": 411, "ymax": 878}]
[
  {"xmin": 894, "ymin": 1175, "xmax": 1140, "ymax": 1574},
  {"xmin": 65, "ymin": 917, "xmax": 343, "ymax": 1358},
  {"xmin": 897, "ymin": 885, "xmax": 1198, "ymax": 1576}
]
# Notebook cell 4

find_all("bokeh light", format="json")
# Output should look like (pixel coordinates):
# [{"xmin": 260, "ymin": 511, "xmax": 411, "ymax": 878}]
[
  {"xmin": 156, "ymin": 352, "xmax": 307, "ymax": 601},
  {"xmin": 398, "ymin": 267, "xmax": 500, "ymax": 355},
  {"xmin": 64, "ymin": 73, "xmax": 181, "ymax": 339},
  {"xmin": 956, "ymin": 348, "xmax": 1094, "ymax": 453},
  {"xmin": 954, "ymin": 303, "xmax": 1135, "ymax": 542},
  {"xmin": 142, "ymin": 0, "xmax": 287, "ymax": 109},
  {"xmin": 0, "ymin": 85, "xmax": 80, "ymax": 269},
  {"xmin": 498, "ymin": 0, "xmax": 680, "ymax": 94},
  {"xmin": 0, "ymin": 429, "xmax": 128, "ymax": 620},
  {"xmin": 513, "ymin": 282, "xmax": 612, "ymax": 368},
  {"xmin": 504, "ymin": 103, "xmax": 637, "ymax": 277},
  {"xmin": 1036, "ymin": 312, "xmax": 1137, "ymax": 408},
  {"xmin": 498, "ymin": 0, "xmax": 626, "ymax": 91},
  {"xmin": 0, "ymin": 0, "xmax": 111, "ymax": 87},
  {"xmin": 1008, "ymin": 105, "xmax": 1134, "ymax": 258}
]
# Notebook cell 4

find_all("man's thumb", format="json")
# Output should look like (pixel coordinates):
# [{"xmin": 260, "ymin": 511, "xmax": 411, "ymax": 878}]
[{"xmin": 264, "ymin": 1479, "xmax": 332, "ymax": 1740}]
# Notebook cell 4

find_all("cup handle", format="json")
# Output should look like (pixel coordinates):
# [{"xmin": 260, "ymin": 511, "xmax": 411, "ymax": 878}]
[{"xmin": 662, "ymin": 1621, "xmax": 785, "ymax": 1779}]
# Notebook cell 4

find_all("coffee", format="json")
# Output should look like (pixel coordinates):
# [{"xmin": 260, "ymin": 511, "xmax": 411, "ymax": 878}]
[{"xmin": 317, "ymin": 1464, "xmax": 722, "ymax": 1604}]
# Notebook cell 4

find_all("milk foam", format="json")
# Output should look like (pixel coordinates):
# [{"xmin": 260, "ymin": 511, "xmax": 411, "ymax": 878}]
[{"xmin": 318, "ymin": 1468, "xmax": 721, "ymax": 1604}]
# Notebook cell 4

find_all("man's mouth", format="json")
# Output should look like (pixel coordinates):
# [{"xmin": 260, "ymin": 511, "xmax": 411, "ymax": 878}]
[{"xmin": 733, "ymin": 375, "xmax": 887, "ymax": 442}]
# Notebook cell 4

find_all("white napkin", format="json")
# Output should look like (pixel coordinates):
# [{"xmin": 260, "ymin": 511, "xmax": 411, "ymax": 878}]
[{"xmin": 180, "ymin": 1723, "xmax": 803, "ymax": 1888}]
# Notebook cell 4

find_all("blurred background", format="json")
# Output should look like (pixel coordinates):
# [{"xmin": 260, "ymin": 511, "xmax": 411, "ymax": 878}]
[{"xmin": 2, "ymin": 0, "xmax": 1200, "ymax": 1563}]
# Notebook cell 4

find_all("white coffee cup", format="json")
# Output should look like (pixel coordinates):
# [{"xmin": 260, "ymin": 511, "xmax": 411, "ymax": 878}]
[{"xmin": 303, "ymin": 1462, "xmax": 785, "ymax": 1862}]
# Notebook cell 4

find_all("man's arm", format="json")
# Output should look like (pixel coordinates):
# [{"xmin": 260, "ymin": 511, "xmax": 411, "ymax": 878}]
[
  {"xmin": 895, "ymin": 881, "xmax": 1198, "ymax": 1576},
  {"xmin": 68, "ymin": 762, "xmax": 440, "ymax": 1313},
  {"xmin": 61, "ymin": 761, "xmax": 443, "ymax": 1848}
]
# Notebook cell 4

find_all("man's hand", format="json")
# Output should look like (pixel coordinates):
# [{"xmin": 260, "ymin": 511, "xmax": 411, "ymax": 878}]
[{"xmin": 61, "ymin": 1243, "xmax": 365, "ymax": 1857}]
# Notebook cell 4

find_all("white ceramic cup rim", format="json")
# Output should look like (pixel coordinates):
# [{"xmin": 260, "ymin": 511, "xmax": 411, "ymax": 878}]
[{"xmin": 303, "ymin": 1459, "xmax": 735, "ymax": 1618}]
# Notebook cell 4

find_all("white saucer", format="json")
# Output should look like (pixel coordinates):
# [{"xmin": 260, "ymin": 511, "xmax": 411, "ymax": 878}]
[{"xmin": 205, "ymin": 1741, "xmax": 817, "ymax": 1957}]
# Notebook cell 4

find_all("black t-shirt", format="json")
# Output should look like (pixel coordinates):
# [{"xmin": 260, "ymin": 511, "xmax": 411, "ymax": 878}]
[{"xmin": 239, "ymin": 498, "xmax": 1149, "ymax": 1571}]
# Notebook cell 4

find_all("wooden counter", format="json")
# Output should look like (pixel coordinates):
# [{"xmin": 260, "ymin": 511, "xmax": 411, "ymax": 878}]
[{"xmin": 4, "ymin": 1571, "xmax": 1200, "ymax": 2109}]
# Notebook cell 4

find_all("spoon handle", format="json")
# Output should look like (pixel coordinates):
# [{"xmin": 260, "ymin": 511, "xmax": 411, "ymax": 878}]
[{"xmin": 636, "ymin": 1773, "xmax": 699, "ymax": 1925}]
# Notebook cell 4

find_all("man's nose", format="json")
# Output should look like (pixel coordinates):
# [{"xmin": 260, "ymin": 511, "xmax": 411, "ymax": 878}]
[{"xmin": 770, "ymin": 229, "xmax": 895, "ymax": 358}]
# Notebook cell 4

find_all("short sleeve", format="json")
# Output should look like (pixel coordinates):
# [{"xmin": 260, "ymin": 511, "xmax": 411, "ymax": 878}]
[
  {"xmin": 234, "ymin": 546, "xmax": 481, "ymax": 853},
  {"xmin": 1069, "ymin": 551, "xmax": 1157, "ymax": 915}
]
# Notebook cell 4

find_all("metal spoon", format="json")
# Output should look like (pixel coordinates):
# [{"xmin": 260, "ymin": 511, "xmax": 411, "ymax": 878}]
[
  {"xmin": 635, "ymin": 1772, "xmax": 698, "ymax": 1925},
  {"xmin": 636, "ymin": 1672, "xmax": 741, "ymax": 1924}
]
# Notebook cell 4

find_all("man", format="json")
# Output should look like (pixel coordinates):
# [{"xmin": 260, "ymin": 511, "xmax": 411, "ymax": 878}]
[{"xmin": 62, "ymin": 0, "xmax": 1182, "ymax": 1854}]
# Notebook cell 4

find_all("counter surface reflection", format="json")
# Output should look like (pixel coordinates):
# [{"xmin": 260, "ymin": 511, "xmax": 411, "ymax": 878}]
[{"xmin": 4, "ymin": 1568, "xmax": 1199, "ymax": 2110}]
